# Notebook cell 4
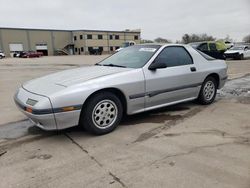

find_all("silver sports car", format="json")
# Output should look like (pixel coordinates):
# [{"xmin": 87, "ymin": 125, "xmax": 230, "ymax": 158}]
[{"xmin": 14, "ymin": 44, "xmax": 227, "ymax": 134}]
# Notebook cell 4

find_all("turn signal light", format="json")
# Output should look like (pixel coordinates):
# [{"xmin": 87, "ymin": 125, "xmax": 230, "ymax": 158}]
[
  {"xmin": 26, "ymin": 107, "xmax": 33, "ymax": 113},
  {"xmin": 62, "ymin": 107, "xmax": 75, "ymax": 112}
]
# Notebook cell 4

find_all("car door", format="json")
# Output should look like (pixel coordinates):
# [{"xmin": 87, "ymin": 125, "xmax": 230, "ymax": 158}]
[
  {"xmin": 143, "ymin": 46, "xmax": 201, "ymax": 109},
  {"xmin": 244, "ymin": 47, "xmax": 250, "ymax": 58}
]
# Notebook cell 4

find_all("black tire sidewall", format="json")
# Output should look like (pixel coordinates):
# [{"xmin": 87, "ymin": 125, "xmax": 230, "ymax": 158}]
[
  {"xmin": 198, "ymin": 77, "xmax": 217, "ymax": 105},
  {"xmin": 80, "ymin": 92, "xmax": 123, "ymax": 135}
]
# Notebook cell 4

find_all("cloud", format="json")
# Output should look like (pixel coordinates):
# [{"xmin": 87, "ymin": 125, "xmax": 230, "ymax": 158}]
[{"xmin": 0, "ymin": 0, "xmax": 249, "ymax": 41}]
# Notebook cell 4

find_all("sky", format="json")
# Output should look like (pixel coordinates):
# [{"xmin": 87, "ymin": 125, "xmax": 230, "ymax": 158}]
[{"xmin": 0, "ymin": 0, "xmax": 249, "ymax": 42}]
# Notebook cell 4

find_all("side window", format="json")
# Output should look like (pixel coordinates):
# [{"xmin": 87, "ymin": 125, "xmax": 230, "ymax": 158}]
[
  {"xmin": 209, "ymin": 43, "xmax": 217, "ymax": 51},
  {"xmin": 198, "ymin": 43, "xmax": 208, "ymax": 51},
  {"xmin": 155, "ymin": 47, "xmax": 193, "ymax": 67}
]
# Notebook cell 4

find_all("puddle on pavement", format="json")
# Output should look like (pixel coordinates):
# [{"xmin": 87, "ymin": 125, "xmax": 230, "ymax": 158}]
[
  {"xmin": 0, "ymin": 119, "xmax": 85, "ymax": 141},
  {"xmin": 218, "ymin": 76, "xmax": 250, "ymax": 100},
  {"xmin": 121, "ymin": 104, "xmax": 191, "ymax": 126},
  {"xmin": 0, "ymin": 120, "xmax": 48, "ymax": 140}
]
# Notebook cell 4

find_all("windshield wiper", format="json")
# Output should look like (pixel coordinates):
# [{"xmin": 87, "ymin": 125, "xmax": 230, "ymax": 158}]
[{"xmin": 102, "ymin": 64, "xmax": 127, "ymax": 68}]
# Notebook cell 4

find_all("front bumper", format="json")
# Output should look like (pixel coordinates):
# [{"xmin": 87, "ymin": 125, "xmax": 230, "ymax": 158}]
[
  {"xmin": 14, "ymin": 87, "xmax": 57, "ymax": 130},
  {"xmin": 14, "ymin": 87, "xmax": 82, "ymax": 130},
  {"xmin": 225, "ymin": 53, "xmax": 240, "ymax": 59}
]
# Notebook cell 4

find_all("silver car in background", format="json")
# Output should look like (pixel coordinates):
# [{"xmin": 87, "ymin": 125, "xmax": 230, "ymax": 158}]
[{"xmin": 14, "ymin": 44, "xmax": 227, "ymax": 135}]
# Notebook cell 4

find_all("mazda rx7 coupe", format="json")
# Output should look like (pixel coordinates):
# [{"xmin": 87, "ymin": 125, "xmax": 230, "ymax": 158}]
[{"xmin": 14, "ymin": 44, "xmax": 227, "ymax": 135}]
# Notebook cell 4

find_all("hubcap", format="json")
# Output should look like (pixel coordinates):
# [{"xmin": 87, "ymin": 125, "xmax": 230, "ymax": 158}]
[
  {"xmin": 92, "ymin": 100, "xmax": 118, "ymax": 129},
  {"xmin": 203, "ymin": 81, "xmax": 215, "ymax": 101}
]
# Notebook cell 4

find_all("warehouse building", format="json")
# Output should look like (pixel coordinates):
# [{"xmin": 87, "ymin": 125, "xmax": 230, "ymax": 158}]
[{"xmin": 0, "ymin": 27, "xmax": 141, "ymax": 57}]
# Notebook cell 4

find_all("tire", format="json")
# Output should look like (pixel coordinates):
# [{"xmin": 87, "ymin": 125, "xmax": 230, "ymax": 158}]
[
  {"xmin": 198, "ymin": 77, "xmax": 217, "ymax": 105},
  {"xmin": 239, "ymin": 54, "xmax": 244, "ymax": 60},
  {"xmin": 0, "ymin": 55, "xmax": 2, "ymax": 59},
  {"xmin": 79, "ymin": 91, "xmax": 123, "ymax": 135}
]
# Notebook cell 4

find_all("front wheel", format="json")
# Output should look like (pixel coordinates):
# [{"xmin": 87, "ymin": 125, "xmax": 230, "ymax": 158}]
[
  {"xmin": 198, "ymin": 77, "xmax": 217, "ymax": 105},
  {"xmin": 79, "ymin": 91, "xmax": 123, "ymax": 135}
]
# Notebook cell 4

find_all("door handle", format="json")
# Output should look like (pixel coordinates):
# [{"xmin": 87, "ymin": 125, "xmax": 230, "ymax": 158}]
[{"xmin": 190, "ymin": 67, "xmax": 196, "ymax": 72}]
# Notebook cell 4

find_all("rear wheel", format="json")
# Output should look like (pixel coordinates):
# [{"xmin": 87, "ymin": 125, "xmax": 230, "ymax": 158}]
[
  {"xmin": 198, "ymin": 77, "xmax": 217, "ymax": 105},
  {"xmin": 80, "ymin": 91, "xmax": 123, "ymax": 135},
  {"xmin": 239, "ymin": 54, "xmax": 244, "ymax": 60}
]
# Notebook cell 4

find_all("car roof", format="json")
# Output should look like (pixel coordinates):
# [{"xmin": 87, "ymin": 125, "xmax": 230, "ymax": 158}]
[{"xmin": 136, "ymin": 43, "xmax": 188, "ymax": 47}]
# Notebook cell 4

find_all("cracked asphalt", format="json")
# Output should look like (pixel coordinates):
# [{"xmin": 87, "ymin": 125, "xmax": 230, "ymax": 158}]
[{"xmin": 0, "ymin": 56, "xmax": 250, "ymax": 188}]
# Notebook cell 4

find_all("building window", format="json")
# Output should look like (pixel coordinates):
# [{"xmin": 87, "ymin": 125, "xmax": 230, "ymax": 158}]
[
  {"xmin": 81, "ymin": 47, "xmax": 84, "ymax": 52},
  {"xmin": 115, "ymin": 46, "xmax": 120, "ymax": 50},
  {"xmin": 74, "ymin": 36, "xmax": 77, "ymax": 41},
  {"xmin": 110, "ymin": 47, "xmax": 113, "ymax": 51},
  {"xmin": 80, "ymin": 35, "xmax": 83, "ymax": 40},
  {"xmin": 99, "ymin": 47, "xmax": 103, "ymax": 51},
  {"xmin": 109, "ymin": 35, "xmax": 113, "ymax": 40},
  {"xmin": 98, "ymin": 35, "xmax": 103, "ymax": 40},
  {"xmin": 115, "ymin": 35, "xmax": 119, "ymax": 40},
  {"xmin": 87, "ymin": 34, "xmax": 92, "ymax": 39},
  {"xmin": 134, "ymin": 35, "xmax": 139, "ymax": 40},
  {"xmin": 75, "ymin": 48, "xmax": 78, "ymax": 52}
]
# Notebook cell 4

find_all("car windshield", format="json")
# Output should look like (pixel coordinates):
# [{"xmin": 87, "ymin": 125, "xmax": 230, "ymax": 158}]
[
  {"xmin": 230, "ymin": 46, "xmax": 244, "ymax": 50},
  {"xmin": 97, "ymin": 45, "xmax": 161, "ymax": 68}
]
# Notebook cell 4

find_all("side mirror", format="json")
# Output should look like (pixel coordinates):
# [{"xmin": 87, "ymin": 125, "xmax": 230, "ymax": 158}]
[{"xmin": 148, "ymin": 61, "xmax": 167, "ymax": 70}]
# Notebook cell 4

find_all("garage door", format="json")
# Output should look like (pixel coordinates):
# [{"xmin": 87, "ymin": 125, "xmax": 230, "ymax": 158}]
[
  {"xmin": 9, "ymin": 43, "xmax": 23, "ymax": 52},
  {"xmin": 36, "ymin": 44, "xmax": 48, "ymax": 56},
  {"xmin": 36, "ymin": 44, "xmax": 48, "ymax": 50}
]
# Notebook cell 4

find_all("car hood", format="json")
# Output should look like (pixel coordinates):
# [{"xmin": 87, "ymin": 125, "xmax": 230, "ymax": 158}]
[{"xmin": 23, "ymin": 66, "xmax": 130, "ymax": 96}]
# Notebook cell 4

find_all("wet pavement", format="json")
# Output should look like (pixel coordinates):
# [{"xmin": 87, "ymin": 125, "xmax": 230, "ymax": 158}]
[
  {"xmin": 0, "ymin": 77, "xmax": 250, "ymax": 188},
  {"xmin": 1, "ymin": 75, "xmax": 250, "ymax": 143}
]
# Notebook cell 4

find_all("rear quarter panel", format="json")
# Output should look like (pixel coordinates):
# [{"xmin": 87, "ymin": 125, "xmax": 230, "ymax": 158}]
[{"xmin": 186, "ymin": 46, "xmax": 228, "ymax": 88}]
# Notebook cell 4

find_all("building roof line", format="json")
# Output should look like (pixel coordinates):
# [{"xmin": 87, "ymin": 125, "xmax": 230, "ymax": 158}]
[{"xmin": 0, "ymin": 27, "xmax": 141, "ymax": 34}]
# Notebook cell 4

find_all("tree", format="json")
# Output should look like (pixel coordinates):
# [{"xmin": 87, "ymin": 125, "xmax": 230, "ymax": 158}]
[
  {"xmin": 243, "ymin": 34, "xmax": 250, "ymax": 43},
  {"xmin": 154, "ymin": 37, "xmax": 172, "ymax": 43},
  {"xmin": 181, "ymin": 33, "xmax": 216, "ymax": 44},
  {"xmin": 224, "ymin": 35, "xmax": 233, "ymax": 42}
]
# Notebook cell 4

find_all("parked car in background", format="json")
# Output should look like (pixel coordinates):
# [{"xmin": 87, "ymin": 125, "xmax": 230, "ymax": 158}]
[
  {"xmin": 224, "ymin": 45, "xmax": 250, "ymax": 60},
  {"xmin": 14, "ymin": 44, "xmax": 227, "ymax": 135},
  {"xmin": 0, "ymin": 51, "xmax": 5, "ymax": 59},
  {"xmin": 224, "ymin": 41, "xmax": 234, "ymax": 49},
  {"xmin": 13, "ymin": 51, "xmax": 22, "ymax": 57},
  {"xmin": 115, "ymin": 41, "xmax": 136, "ymax": 52},
  {"xmin": 88, "ymin": 47, "xmax": 103, "ymax": 55},
  {"xmin": 190, "ymin": 41, "xmax": 227, "ymax": 60},
  {"xmin": 20, "ymin": 51, "xmax": 43, "ymax": 58}
]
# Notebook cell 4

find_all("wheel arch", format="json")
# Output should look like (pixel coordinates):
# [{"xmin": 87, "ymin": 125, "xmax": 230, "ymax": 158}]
[
  {"xmin": 204, "ymin": 73, "xmax": 220, "ymax": 88},
  {"xmin": 79, "ymin": 87, "xmax": 127, "ymax": 122}
]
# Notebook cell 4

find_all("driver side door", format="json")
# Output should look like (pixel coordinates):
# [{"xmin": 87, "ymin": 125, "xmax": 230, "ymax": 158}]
[{"xmin": 143, "ymin": 46, "xmax": 201, "ymax": 109}]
